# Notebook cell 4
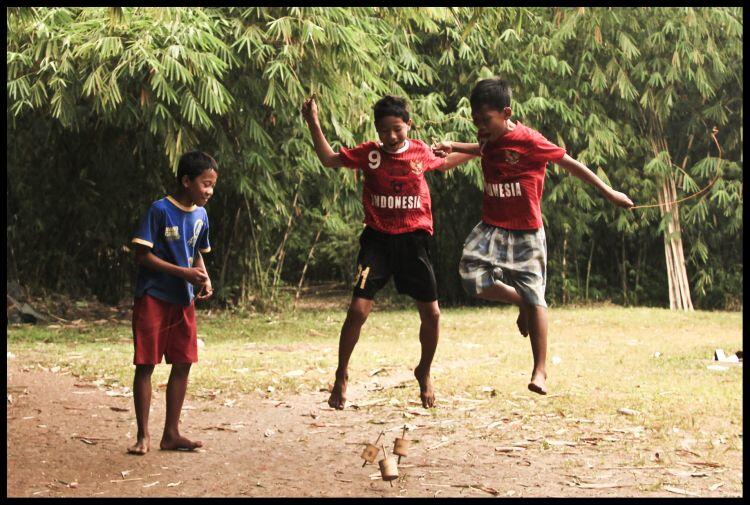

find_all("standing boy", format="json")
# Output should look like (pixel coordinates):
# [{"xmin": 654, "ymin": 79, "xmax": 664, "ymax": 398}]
[
  {"xmin": 432, "ymin": 77, "xmax": 633, "ymax": 395},
  {"xmin": 128, "ymin": 150, "xmax": 218, "ymax": 454},
  {"xmin": 301, "ymin": 95, "xmax": 475, "ymax": 409}
]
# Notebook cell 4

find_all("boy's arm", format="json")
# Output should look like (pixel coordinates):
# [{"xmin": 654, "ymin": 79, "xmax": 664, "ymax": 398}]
[
  {"xmin": 432, "ymin": 140, "xmax": 482, "ymax": 157},
  {"xmin": 439, "ymin": 152, "xmax": 479, "ymax": 172},
  {"xmin": 134, "ymin": 245, "xmax": 208, "ymax": 285},
  {"xmin": 556, "ymin": 154, "xmax": 634, "ymax": 208},
  {"xmin": 192, "ymin": 251, "xmax": 213, "ymax": 300},
  {"xmin": 301, "ymin": 97, "xmax": 344, "ymax": 168}
]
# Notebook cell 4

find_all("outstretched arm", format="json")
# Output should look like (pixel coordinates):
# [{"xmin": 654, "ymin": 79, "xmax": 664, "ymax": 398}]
[
  {"xmin": 432, "ymin": 140, "xmax": 482, "ymax": 157},
  {"xmin": 301, "ymin": 97, "xmax": 344, "ymax": 168},
  {"xmin": 556, "ymin": 154, "xmax": 634, "ymax": 209},
  {"xmin": 439, "ymin": 152, "xmax": 479, "ymax": 172}
]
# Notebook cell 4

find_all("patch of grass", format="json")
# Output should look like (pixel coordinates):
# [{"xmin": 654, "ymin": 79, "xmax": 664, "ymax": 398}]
[{"xmin": 8, "ymin": 305, "xmax": 742, "ymax": 460}]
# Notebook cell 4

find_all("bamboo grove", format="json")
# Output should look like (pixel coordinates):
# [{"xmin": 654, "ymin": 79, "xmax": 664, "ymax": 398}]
[{"xmin": 6, "ymin": 7, "xmax": 743, "ymax": 310}]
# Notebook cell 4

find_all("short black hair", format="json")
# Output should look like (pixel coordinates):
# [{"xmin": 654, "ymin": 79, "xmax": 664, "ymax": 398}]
[
  {"xmin": 470, "ymin": 77, "xmax": 512, "ymax": 113},
  {"xmin": 373, "ymin": 95, "xmax": 410, "ymax": 124},
  {"xmin": 177, "ymin": 150, "xmax": 218, "ymax": 181}
]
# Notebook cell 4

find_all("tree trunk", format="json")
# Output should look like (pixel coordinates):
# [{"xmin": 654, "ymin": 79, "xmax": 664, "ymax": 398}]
[
  {"xmin": 653, "ymin": 138, "xmax": 694, "ymax": 311},
  {"xmin": 293, "ymin": 186, "xmax": 342, "ymax": 310},
  {"xmin": 561, "ymin": 228, "xmax": 568, "ymax": 305},
  {"xmin": 585, "ymin": 239, "xmax": 595, "ymax": 302},
  {"xmin": 620, "ymin": 233, "xmax": 628, "ymax": 305}
]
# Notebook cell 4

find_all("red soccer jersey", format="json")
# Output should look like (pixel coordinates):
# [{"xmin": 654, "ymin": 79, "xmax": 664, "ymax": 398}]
[
  {"xmin": 479, "ymin": 122, "xmax": 566, "ymax": 230},
  {"xmin": 339, "ymin": 138, "xmax": 446, "ymax": 235}
]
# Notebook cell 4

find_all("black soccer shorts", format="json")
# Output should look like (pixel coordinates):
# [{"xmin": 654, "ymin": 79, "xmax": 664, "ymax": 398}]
[{"xmin": 352, "ymin": 226, "xmax": 438, "ymax": 302}]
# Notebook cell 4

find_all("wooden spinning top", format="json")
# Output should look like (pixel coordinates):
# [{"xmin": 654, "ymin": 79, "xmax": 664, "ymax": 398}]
[
  {"xmin": 378, "ymin": 444, "xmax": 398, "ymax": 485},
  {"xmin": 393, "ymin": 425, "xmax": 410, "ymax": 463},
  {"xmin": 361, "ymin": 431, "xmax": 384, "ymax": 467}
]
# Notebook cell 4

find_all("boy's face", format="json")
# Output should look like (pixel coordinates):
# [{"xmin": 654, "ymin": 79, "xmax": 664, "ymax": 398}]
[
  {"xmin": 471, "ymin": 104, "xmax": 512, "ymax": 142},
  {"xmin": 375, "ymin": 115, "xmax": 411, "ymax": 152},
  {"xmin": 182, "ymin": 168, "xmax": 218, "ymax": 207}
]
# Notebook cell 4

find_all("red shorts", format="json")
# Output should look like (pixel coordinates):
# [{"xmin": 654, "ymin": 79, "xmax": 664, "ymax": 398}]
[{"xmin": 132, "ymin": 294, "xmax": 198, "ymax": 365}]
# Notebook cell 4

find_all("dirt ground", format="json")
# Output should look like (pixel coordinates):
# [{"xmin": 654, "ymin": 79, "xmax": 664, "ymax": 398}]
[{"xmin": 6, "ymin": 352, "xmax": 742, "ymax": 498}]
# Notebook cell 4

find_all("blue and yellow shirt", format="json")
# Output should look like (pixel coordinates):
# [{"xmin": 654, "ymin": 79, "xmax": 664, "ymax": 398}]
[{"xmin": 132, "ymin": 196, "xmax": 211, "ymax": 306}]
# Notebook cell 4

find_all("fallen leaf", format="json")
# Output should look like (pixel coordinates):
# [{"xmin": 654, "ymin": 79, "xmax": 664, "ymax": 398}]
[
  {"xmin": 708, "ymin": 482, "xmax": 724, "ymax": 491},
  {"xmin": 545, "ymin": 439, "xmax": 577, "ymax": 447},
  {"xmin": 664, "ymin": 486, "xmax": 699, "ymax": 496},
  {"xmin": 617, "ymin": 408, "xmax": 639, "ymax": 416},
  {"xmin": 688, "ymin": 460, "xmax": 723, "ymax": 468},
  {"xmin": 110, "ymin": 407, "xmax": 129, "ymax": 412},
  {"xmin": 706, "ymin": 365, "xmax": 728, "ymax": 371},
  {"xmin": 369, "ymin": 367, "xmax": 387, "ymax": 376},
  {"xmin": 573, "ymin": 482, "xmax": 630, "ymax": 489},
  {"xmin": 495, "ymin": 446, "xmax": 526, "ymax": 453}
]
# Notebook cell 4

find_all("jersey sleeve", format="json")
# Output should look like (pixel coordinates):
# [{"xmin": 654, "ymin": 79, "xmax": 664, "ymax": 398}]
[
  {"xmin": 338, "ymin": 142, "xmax": 372, "ymax": 170},
  {"xmin": 132, "ymin": 204, "xmax": 163, "ymax": 249},
  {"xmin": 528, "ymin": 131, "xmax": 566, "ymax": 163},
  {"xmin": 198, "ymin": 213, "xmax": 211, "ymax": 254}
]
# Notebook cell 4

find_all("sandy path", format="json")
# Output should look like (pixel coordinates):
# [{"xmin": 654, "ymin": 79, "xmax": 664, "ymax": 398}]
[{"xmin": 6, "ymin": 358, "xmax": 741, "ymax": 497}]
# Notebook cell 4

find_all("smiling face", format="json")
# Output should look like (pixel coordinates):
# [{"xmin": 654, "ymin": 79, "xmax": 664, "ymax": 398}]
[
  {"xmin": 182, "ymin": 168, "xmax": 218, "ymax": 207},
  {"xmin": 471, "ymin": 104, "xmax": 513, "ymax": 143},
  {"xmin": 375, "ymin": 115, "xmax": 411, "ymax": 152}
]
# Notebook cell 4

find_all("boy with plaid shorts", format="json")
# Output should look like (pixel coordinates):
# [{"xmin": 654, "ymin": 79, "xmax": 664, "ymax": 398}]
[
  {"xmin": 302, "ymin": 94, "xmax": 475, "ymax": 409},
  {"xmin": 128, "ymin": 151, "xmax": 218, "ymax": 454},
  {"xmin": 433, "ymin": 77, "xmax": 633, "ymax": 394}
]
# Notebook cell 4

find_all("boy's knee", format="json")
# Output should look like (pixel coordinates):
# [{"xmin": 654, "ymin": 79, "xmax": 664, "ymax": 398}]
[
  {"xmin": 135, "ymin": 364, "xmax": 155, "ymax": 377},
  {"xmin": 170, "ymin": 363, "xmax": 192, "ymax": 376},
  {"xmin": 420, "ymin": 306, "xmax": 440, "ymax": 324},
  {"xmin": 345, "ymin": 305, "xmax": 369, "ymax": 327}
]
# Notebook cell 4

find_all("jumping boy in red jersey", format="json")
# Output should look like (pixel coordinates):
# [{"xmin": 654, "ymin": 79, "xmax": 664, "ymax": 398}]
[
  {"xmin": 302, "ymin": 95, "xmax": 475, "ymax": 409},
  {"xmin": 128, "ymin": 151, "xmax": 218, "ymax": 454},
  {"xmin": 433, "ymin": 77, "xmax": 633, "ymax": 395}
]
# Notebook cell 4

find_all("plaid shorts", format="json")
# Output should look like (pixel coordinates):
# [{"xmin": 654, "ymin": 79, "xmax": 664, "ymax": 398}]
[{"xmin": 459, "ymin": 221, "xmax": 547, "ymax": 307}]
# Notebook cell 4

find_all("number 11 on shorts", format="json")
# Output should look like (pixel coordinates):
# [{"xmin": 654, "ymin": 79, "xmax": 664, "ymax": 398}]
[{"xmin": 354, "ymin": 264, "xmax": 370, "ymax": 289}]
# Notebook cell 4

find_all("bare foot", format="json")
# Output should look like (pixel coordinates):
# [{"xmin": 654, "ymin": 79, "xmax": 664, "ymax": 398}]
[
  {"xmin": 160, "ymin": 433, "xmax": 203, "ymax": 451},
  {"xmin": 328, "ymin": 371, "xmax": 348, "ymax": 410},
  {"xmin": 127, "ymin": 435, "xmax": 150, "ymax": 455},
  {"xmin": 527, "ymin": 370, "xmax": 547, "ymax": 395},
  {"xmin": 414, "ymin": 366, "xmax": 435, "ymax": 408},
  {"xmin": 516, "ymin": 304, "xmax": 529, "ymax": 337}
]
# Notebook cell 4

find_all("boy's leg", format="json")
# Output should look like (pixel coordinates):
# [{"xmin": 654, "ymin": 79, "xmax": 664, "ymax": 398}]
[
  {"xmin": 414, "ymin": 300, "xmax": 440, "ymax": 408},
  {"xmin": 475, "ymin": 282, "xmax": 530, "ymax": 337},
  {"xmin": 160, "ymin": 363, "xmax": 203, "ymax": 450},
  {"xmin": 526, "ymin": 305, "xmax": 548, "ymax": 395},
  {"xmin": 328, "ymin": 296, "xmax": 373, "ymax": 410},
  {"xmin": 128, "ymin": 364, "xmax": 154, "ymax": 455}
]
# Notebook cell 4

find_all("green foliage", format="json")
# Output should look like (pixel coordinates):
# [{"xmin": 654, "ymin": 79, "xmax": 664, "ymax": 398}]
[{"xmin": 6, "ymin": 7, "xmax": 743, "ymax": 310}]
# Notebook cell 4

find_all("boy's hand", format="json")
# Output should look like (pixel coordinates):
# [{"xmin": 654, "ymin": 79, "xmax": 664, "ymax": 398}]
[
  {"xmin": 607, "ymin": 190, "xmax": 635, "ymax": 209},
  {"xmin": 196, "ymin": 277, "xmax": 213, "ymax": 300},
  {"xmin": 301, "ymin": 97, "xmax": 319, "ymax": 123},
  {"xmin": 184, "ymin": 266, "xmax": 209, "ymax": 286},
  {"xmin": 431, "ymin": 140, "xmax": 453, "ymax": 158}
]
